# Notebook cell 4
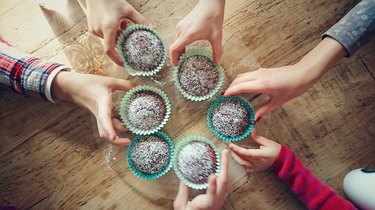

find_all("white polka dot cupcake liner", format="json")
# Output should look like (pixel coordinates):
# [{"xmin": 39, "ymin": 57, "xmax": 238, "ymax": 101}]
[
  {"xmin": 116, "ymin": 24, "xmax": 167, "ymax": 77},
  {"xmin": 207, "ymin": 96, "xmax": 255, "ymax": 142},
  {"xmin": 127, "ymin": 131, "xmax": 174, "ymax": 180},
  {"xmin": 173, "ymin": 135, "xmax": 220, "ymax": 190},
  {"xmin": 119, "ymin": 85, "xmax": 171, "ymax": 135},
  {"xmin": 173, "ymin": 49, "xmax": 225, "ymax": 101}
]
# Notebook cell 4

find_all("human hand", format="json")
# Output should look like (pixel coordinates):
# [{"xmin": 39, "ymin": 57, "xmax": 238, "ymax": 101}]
[
  {"xmin": 85, "ymin": 0, "xmax": 154, "ymax": 66},
  {"xmin": 224, "ymin": 65, "xmax": 312, "ymax": 120},
  {"xmin": 51, "ymin": 71, "xmax": 134, "ymax": 145},
  {"xmin": 170, "ymin": 0, "xmax": 225, "ymax": 65},
  {"xmin": 174, "ymin": 149, "xmax": 229, "ymax": 210},
  {"xmin": 224, "ymin": 37, "xmax": 347, "ymax": 120},
  {"xmin": 227, "ymin": 130, "xmax": 281, "ymax": 172}
]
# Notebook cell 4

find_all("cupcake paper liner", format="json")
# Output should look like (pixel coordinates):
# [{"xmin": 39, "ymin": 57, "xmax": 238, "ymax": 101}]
[
  {"xmin": 207, "ymin": 96, "xmax": 255, "ymax": 142},
  {"xmin": 119, "ymin": 85, "xmax": 171, "ymax": 135},
  {"xmin": 127, "ymin": 131, "xmax": 174, "ymax": 180},
  {"xmin": 173, "ymin": 135, "xmax": 220, "ymax": 190},
  {"xmin": 173, "ymin": 49, "xmax": 225, "ymax": 101},
  {"xmin": 116, "ymin": 24, "xmax": 167, "ymax": 77}
]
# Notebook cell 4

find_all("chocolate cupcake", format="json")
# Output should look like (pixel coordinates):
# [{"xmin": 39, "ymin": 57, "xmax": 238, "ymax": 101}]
[
  {"xmin": 174, "ymin": 49, "xmax": 224, "ymax": 101},
  {"xmin": 116, "ymin": 24, "xmax": 166, "ymax": 76},
  {"xmin": 120, "ymin": 86, "xmax": 171, "ymax": 135},
  {"xmin": 207, "ymin": 96, "xmax": 255, "ymax": 142},
  {"xmin": 174, "ymin": 136, "xmax": 220, "ymax": 189},
  {"xmin": 127, "ymin": 132, "xmax": 174, "ymax": 179}
]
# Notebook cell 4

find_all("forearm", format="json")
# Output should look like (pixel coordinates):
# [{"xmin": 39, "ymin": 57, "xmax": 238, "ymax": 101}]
[
  {"xmin": 295, "ymin": 37, "xmax": 347, "ymax": 87},
  {"xmin": 0, "ymin": 37, "xmax": 69, "ymax": 102},
  {"xmin": 271, "ymin": 145, "xmax": 356, "ymax": 210}
]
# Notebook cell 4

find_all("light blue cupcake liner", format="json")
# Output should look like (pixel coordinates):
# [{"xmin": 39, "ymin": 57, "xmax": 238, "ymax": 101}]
[
  {"xmin": 173, "ymin": 135, "xmax": 220, "ymax": 189},
  {"xmin": 127, "ymin": 131, "xmax": 174, "ymax": 180},
  {"xmin": 119, "ymin": 85, "xmax": 171, "ymax": 135},
  {"xmin": 207, "ymin": 96, "xmax": 255, "ymax": 142},
  {"xmin": 173, "ymin": 49, "xmax": 225, "ymax": 101},
  {"xmin": 116, "ymin": 24, "xmax": 167, "ymax": 77}
]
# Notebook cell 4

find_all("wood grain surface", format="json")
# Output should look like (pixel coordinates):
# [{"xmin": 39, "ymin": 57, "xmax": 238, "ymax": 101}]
[{"xmin": 1, "ymin": 0, "xmax": 374, "ymax": 209}]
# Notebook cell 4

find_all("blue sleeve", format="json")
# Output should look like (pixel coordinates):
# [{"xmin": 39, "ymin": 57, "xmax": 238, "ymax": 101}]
[{"xmin": 322, "ymin": 0, "xmax": 375, "ymax": 57}]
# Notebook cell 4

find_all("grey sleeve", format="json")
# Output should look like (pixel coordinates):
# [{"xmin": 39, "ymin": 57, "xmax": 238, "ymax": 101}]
[{"xmin": 322, "ymin": 0, "xmax": 375, "ymax": 57}]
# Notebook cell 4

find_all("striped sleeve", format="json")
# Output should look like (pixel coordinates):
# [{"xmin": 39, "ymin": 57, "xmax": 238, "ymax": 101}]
[
  {"xmin": 0, "ymin": 37, "xmax": 69, "ymax": 102},
  {"xmin": 270, "ymin": 145, "xmax": 357, "ymax": 210}
]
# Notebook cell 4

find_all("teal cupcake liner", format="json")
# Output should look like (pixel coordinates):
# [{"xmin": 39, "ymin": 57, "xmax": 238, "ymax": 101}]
[
  {"xmin": 173, "ymin": 49, "xmax": 225, "ymax": 101},
  {"xmin": 116, "ymin": 24, "xmax": 167, "ymax": 77},
  {"xmin": 207, "ymin": 96, "xmax": 255, "ymax": 142},
  {"xmin": 127, "ymin": 132, "xmax": 174, "ymax": 180},
  {"xmin": 119, "ymin": 85, "xmax": 171, "ymax": 135},
  {"xmin": 173, "ymin": 135, "xmax": 220, "ymax": 189}
]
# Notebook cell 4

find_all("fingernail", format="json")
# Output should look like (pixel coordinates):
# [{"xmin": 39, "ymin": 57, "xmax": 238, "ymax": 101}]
[{"xmin": 256, "ymin": 117, "xmax": 262, "ymax": 123}]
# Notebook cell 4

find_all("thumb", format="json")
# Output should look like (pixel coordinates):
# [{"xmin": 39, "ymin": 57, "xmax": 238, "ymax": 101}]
[
  {"xmin": 169, "ymin": 34, "xmax": 194, "ymax": 66},
  {"xmin": 254, "ymin": 98, "xmax": 278, "ymax": 120},
  {"xmin": 128, "ymin": 9, "xmax": 155, "ymax": 28},
  {"xmin": 174, "ymin": 182, "xmax": 190, "ymax": 210},
  {"xmin": 251, "ymin": 129, "xmax": 268, "ymax": 146},
  {"xmin": 107, "ymin": 78, "xmax": 135, "ymax": 91},
  {"xmin": 97, "ymin": 97, "xmax": 116, "ymax": 141}
]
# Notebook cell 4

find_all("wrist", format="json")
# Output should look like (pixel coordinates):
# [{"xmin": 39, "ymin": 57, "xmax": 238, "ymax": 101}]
[{"xmin": 51, "ymin": 71, "xmax": 74, "ymax": 102}]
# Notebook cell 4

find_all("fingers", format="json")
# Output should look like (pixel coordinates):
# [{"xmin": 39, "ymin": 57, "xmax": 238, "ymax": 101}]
[
  {"xmin": 127, "ymin": 9, "xmax": 155, "ymax": 28},
  {"xmin": 103, "ymin": 26, "xmax": 124, "ymax": 66},
  {"xmin": 170, "ymin": 35, "xmax": 194, "ymax": 66},
  {"xmin": 111, "ymin": 136, "xmax": 131, "ymax": 145},
  {"xmin": 206, "ymin": 174, "xmax": 217, "ymax": 196},
  {"xmin": 219, "ymin": 149, "xmax": 229, "ymax": 181},
  {"xmin": 107, "ymin": 78, "xmax": 135, "ymax": 91},
  {"xmin": 230, "ymin": 150, "xmax": 253, "ymax": 169},
  {"xmin": 228, "ymin": 72, "xmax": 257, "ymax": 87},
  {"xmin": 112, "ymin": 118, "xmax": 128, "ymax": 132},
  {"xmin": 209, "ymin": 33, "xmax": 222, "ymax": 63},
  {"xmin": 228, "ymin": 143, "xmax": 261, "ymax": 159},
  {"xmin": 224, "ymin": 81, "xmax": 264, "ymax": 97},
  {"xmin": 174, "ymin": 182, "xmax": 190, "ymax": 210},
  {"xmin": 254, "ymin": 98, "xmax": 279, "ymax": 120}
]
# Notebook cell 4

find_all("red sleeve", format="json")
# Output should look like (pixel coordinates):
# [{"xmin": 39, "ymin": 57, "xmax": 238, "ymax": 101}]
[{"xmin": 270, "ymin": 145, "xmax": 357, "ymax": 210}]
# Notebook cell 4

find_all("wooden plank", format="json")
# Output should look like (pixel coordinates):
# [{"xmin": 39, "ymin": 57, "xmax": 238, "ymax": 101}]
[{"xmin": 0, "ymin": 0, "xmax": 374, "ymax": 209}]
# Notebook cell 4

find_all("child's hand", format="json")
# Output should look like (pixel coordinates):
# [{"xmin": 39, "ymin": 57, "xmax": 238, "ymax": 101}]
[
  {"xmin": 224, "ymin": 37, "xmax": 347, "ymax": 120},
  {"xmin": 85, "ymin": 0, "xmax": 154, "ymax": 66},
  {"xmin": 170, "ymin": 0, "xmax": 225, "ymax": 65},
  {"xmin": 227, "ymin": 130, "xmax": 281, "ymax": 172},
  {"xmin": 224, "ymin": 65, "xmax": 312, "ymax": 120},
  {"xmin": 174, "ymin": 149, "xmax": 229, "ymax": 210},
  {"xmin": 52, "ymin": 71, "xmax": 135, "ymax": 145}
]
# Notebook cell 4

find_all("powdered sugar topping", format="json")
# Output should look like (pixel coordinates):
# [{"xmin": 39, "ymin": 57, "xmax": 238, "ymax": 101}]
[
  {"xmin": 130, "ymin": 136, "xmax": 170, "ymax": 174},
  {"xmin": 212, "ymin": 100, "xmax": 250, "ymax": 137},
  {"xmin": 127, "ymin": 91, "xmax": 166, "ymax": 130},
  {"xmin": 179, "ymin": 55, "xmax": 219, "ymax": 96},
  {"xmin": 123, "ymin": 30, "xmax": 164, "ymax": 72},
  {"xmin": 177, "ymin": 141, "xmax": 217, "ymax": 184}
]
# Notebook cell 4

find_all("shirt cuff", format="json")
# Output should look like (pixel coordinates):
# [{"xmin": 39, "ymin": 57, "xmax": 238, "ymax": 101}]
[{"xmin": 45, "ymin": 66, "xmax": 71, "ymax": 103}]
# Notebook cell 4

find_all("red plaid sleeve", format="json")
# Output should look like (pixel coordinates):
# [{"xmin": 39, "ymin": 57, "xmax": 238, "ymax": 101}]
[{"xmin": 0, "ymin": 37, "xmax": 69, "ymax": 102}]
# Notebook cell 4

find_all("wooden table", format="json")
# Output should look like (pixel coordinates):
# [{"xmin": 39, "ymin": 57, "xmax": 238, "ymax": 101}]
[{"xmin": 1, "ymin": 0, "xmax": 374, "ymax": 209}]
